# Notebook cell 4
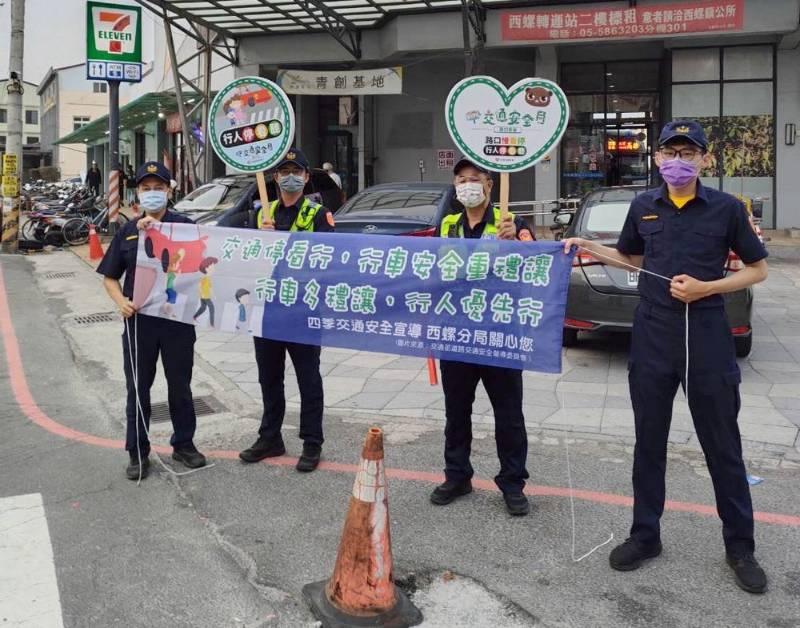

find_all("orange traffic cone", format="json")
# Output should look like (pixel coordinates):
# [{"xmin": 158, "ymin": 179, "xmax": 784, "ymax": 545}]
[
  {"xmin": 88, "ymin": 224, "xmax": 104, "ymax": 260},
  {"xmin": 303, "ymin": 427, "xmax": 422, "ymax": 627}
]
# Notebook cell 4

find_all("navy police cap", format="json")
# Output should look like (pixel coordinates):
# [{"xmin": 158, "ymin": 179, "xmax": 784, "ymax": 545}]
[
  {"xmin": 658, "ymin": 120, "xmax": 708, "ymax": 150},
  {"xmin": 275, "ymin": 147, "xmax": 310, "ymax": 171},
  {"xmin": 135, "ymin": 161, "xmax": 172, "ymax": 185},
  {"xmin": 453, "ymin": 156, "xmax": 490, "ymax": 175}
]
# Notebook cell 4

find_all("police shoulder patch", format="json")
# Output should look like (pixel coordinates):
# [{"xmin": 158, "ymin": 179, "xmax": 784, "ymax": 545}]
[{"xmin": 326, "ymin": 211, "xmax": 335, "ymax": 227}]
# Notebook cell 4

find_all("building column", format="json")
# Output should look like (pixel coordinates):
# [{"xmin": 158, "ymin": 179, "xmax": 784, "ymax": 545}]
[
  {"xmin": 776, "ymin": 45, "xmax": 800, "ymax": 229},
  {"xmin": 534, "ymin": 45, "xmax": 559, "ymax": 208}
]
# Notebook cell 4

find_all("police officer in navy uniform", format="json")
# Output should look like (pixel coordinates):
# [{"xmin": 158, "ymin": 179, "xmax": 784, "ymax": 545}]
[
  {"xmin": 98, "ymin": 161, "xmax": 207, "ymax": 480},
  {"xmin": 564, "ymin": 121, "xmax": 769, "ymax": 593},
  {"xmin": 431, "ymin": 157, "xmax": 535, "ymax": 516},
  {"xmin": 239, "ymin": 148, "xmax": 335, "ymax": 472}
]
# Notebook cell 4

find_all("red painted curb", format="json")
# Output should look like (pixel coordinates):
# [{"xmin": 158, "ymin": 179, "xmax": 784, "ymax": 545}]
[{"xmin": 1, "ymin": 263, "xmax": 798, "ymax": 528}]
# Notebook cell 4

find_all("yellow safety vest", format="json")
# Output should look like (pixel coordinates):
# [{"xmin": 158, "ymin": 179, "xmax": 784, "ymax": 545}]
[
  {"xmin": 256, "ymin": 197, "xmax": 322, "ymax": 232},
  {"xmin": 439, "ymin": 206, "xmax": 510, "ymax": 239}
]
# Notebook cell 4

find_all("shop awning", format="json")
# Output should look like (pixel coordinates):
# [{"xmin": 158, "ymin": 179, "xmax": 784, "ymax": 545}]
[
  {"xmin": 55, "ymin": 91, "xmax": 206, "ymax": 145},
  {"xmin": 137, "ymin": 0, "xmax": 526, "ymax": 35}
]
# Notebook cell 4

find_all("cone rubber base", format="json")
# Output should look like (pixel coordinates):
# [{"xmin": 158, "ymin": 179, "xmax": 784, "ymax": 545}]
[{"xmin": 302, "ymin": 580, "xmax": 423, "ymax": 628}]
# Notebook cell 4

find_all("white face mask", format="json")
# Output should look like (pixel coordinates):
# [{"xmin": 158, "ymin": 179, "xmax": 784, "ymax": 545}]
[
  {"xmin": 455, "ymin": 182, "xmax": 486, "ymax": 208},
  {"xmin": 138, "ymin": 190, "xmax": 168, "ymax": 213}
]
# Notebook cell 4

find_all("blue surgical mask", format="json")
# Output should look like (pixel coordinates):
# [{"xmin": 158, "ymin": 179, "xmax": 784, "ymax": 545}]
[
  {"xmin": 138, "ymin": 190, "xmax": 168, "ymax": 213},
  {"xmin": 278, "ymin": 173, "xmax": 305, "ymax": 193}
]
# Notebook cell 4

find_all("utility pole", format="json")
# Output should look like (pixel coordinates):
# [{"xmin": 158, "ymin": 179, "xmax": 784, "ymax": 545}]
[
  {"xmin": 201, "ymin": 27, "xmax": 213, "ymax": 183},
  {"xmin": 460, "ymin": 0, "xmax": 473, "ymax": 77},
  {"xmin": 107, "ymin": 79, "xmax": 120, "ymax": 234},
  {"xmin": 2, "ymin": 0, "xmax": 25, "ymax": 253},
  {"xmin": 164, "ymin": 16, "xmax": 199, "ymax": 189}
]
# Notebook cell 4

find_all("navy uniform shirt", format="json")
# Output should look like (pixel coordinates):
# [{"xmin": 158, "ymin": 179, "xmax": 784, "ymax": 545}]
[
  {"xmin": 616, "ymin": 182, "xmax": 767, "ymax": 309},
  {"xmin": 270, "ymin": 198, "xmax": 335, "ymax": 232},
  {"xmin": 96, "ymin": 210, "xmax": 194, "ymax": 299},
  {"xmin": 438, "ymin": 205, "xmax": 534, "ymax": 240}
]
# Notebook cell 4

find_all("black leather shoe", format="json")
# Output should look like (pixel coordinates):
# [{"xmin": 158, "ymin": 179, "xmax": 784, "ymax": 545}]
[
  {"xmin": 239, "ymin": 437, "xmax": 286, "ymax": 463},
  {"xmin": 296, "ymin": 443, "xmax": 322, "ymax": 472},
  {"xmin": 609, "ymin": 538, "xmax": 663, "ymax": 571},
  {"xmin": 172, "ymin": 445, "xmax": 207, "ymax": 469},
  {"xmin": 126, "ymin": 456, "xmax": 150, "ymax": 481},
  {"xmin": 430, "ymin": 480, "xmax": 472, "ymax": 505},
  {"xmin": 726, "ymin": 552, "xmax": 767, "ymax": 594},
  {"xmin": 503, "ymin": 491, "xmax": 530, "ymax": 516}
]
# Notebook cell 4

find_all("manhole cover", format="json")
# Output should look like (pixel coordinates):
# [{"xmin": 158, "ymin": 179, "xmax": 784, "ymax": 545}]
[
  {"xmin": 43, "ymin": 271, "xmax": 76, "ymax": 279},
  {"xmin": 72, "ymin": 312, "xmax": 118, "ymax": 325},
  {"xmin": 150, "ymin": 396, "xmax": 221, "ymax": 423}
]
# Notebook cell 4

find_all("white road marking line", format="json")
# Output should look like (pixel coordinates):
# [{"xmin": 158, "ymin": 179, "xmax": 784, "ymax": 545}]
[{"xmin": 0, "ymin": 493, "xmax": 64, "ymax": 627}]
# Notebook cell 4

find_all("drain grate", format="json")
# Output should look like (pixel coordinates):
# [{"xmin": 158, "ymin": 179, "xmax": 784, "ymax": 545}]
[
  {"xmin": 43, "ymin": 271, "xmax": 76, "ymax": 279},
  {"xmin": 72, "ymin": 311, "xmax": 118, "ymax": 325},
  {"xmin": 150, "ymin": 396, "xmax": 221, "ymax": 423}
]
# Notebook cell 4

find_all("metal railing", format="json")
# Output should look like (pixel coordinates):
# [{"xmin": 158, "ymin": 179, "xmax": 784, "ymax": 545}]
[{"xmin": 502, "ymin": 198, "xmax": 581, "ymax": 228}]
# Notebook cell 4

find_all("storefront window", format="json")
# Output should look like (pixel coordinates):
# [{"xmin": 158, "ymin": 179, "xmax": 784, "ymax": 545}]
[
  {"xmin": 672, "ymin": 48, "xmax": 719, "ymax": 82},
  {"xmin": 560, "ymin": 61, "xmax": 661, "ymax": 198},
  {"xmin": 671, "ymin": 46, "xmax": 776, "ymax": 225},
  {"xmin": 560, "ymin": 63, "xmax": 605, "ymax": 92},
  {"xmin": 605, "ymin": 61, "xmax": 660, "ymax": 92},
  {"xmin": 723, "ymin": 46, "xmax": 773, "ymax": 80}
]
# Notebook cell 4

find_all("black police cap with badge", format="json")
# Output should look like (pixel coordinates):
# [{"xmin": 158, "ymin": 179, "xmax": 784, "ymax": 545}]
[
  {"xmin": 658, "ymin": 120, "xmax": 708, "ymax": 150},
  {"xmin": 135, "ymin": 161, "xmax": 172, "ymax": 185}
]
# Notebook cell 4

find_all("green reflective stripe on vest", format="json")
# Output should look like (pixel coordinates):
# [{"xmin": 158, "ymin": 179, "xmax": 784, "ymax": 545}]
[
  {"xmin": 256, "ymin": 197, "xmax": 322, "ymax": 232},
  {"xmin": 439, "ymin": 206, "xmax": 508, "ymax": 238}
]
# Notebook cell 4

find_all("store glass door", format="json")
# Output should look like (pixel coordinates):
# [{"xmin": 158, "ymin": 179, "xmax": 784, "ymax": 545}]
[{"xmin": 560, "ymin": 60, "xmax": 661, "ymax": 197}]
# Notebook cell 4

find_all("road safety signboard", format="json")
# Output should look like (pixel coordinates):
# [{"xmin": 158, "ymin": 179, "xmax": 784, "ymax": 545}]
[
  {"xmin": 445, "ymin": 76, "xmax": 569, "ymax": 173},
  {"xmin": 86, "ymin": 1, "xmax": 142, "ymax": 83},
  {"xmin": 208, "ymin": 77, "xmax": 296, "ymax": 173}
]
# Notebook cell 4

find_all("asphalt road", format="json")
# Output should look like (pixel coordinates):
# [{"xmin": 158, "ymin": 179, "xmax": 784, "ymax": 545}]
[{"xmin": 1, "ymin": 252, "xmax": 799, "ymax": 628}]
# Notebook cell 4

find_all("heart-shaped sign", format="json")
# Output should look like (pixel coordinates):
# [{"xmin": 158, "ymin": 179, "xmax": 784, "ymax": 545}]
[{"xmin": 445, "ymin": 76, "xmax": 569, "ymax": 173}]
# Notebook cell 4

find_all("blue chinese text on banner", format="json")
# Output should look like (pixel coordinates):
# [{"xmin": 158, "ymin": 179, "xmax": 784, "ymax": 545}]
[{"xmin": 134, "ymin": 224, "xmax": 574, "ymax": 373}]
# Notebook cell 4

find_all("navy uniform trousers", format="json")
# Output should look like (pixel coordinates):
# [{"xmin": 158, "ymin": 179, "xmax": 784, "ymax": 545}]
[
  {"xmin": 122, "ymin": 313, "xmax": 197, "ymax": 455},
  {"xmin": 440, "ymin": 360, "xmax": 529, "ymax": 493},
  {"xmin": 254, "ymin": 338, "xmax": 324, "ymax": 446},
  {"xmin": 629, "ymin": 300, "xmax": 754, "ymax": 555}
]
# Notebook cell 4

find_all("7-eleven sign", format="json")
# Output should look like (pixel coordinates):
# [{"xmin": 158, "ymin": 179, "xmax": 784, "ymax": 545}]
[{"xmin": 86, "ymin": 1, "xmax": 142, "ymax": 63}]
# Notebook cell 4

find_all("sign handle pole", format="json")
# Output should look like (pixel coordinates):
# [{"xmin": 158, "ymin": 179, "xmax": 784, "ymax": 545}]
[
  {"xmin": 499, "ymin": 172, "xmax": 510, "ymax": 220},
  {"xmin": 255, "ymin": 171, "xmax": 270, "ymax": 227}
]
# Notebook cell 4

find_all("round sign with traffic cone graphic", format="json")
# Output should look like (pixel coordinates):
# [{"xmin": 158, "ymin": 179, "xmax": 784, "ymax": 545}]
[{"xmin": 303, "ymin": 427, "xmax": 422, "ymax": 627}]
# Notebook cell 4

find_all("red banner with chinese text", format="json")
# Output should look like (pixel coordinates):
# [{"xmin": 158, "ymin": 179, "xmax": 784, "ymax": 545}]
[{"xmin": 502, "ymin": 1, "xmax": 743, "ymax": 42}]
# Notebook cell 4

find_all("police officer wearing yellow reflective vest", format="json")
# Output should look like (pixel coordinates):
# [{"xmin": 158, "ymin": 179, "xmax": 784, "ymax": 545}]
[
  {"xmin": 239, "ymin": 148, "xmax": 335, "ymax": 472},
  {"xmin": 431, "ymin": 157, "xmax": 535, "ymax": 516}
]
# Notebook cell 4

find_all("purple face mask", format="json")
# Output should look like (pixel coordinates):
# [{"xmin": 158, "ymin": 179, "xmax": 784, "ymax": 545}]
[{"xmin": 659, "ymin": 158, "xmax": 698, "ymax": 187}]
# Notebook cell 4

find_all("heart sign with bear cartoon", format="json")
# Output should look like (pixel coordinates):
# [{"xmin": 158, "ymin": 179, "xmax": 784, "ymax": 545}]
[{"xmin": 445, "ymin": 76, "xmax": 569, "ymax": 173}]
